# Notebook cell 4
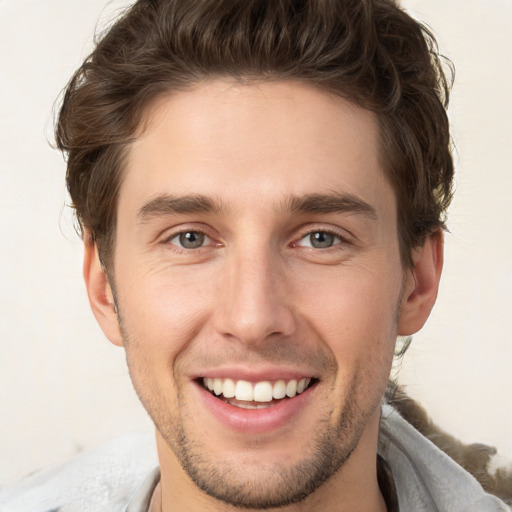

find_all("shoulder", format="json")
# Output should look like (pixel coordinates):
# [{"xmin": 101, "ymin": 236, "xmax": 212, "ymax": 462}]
[
  {"xmin": 0, "ymin": 432, "xmax": 158, "ymax": 512},
  {"xmin": 380, "ymin": 392, "xmax": 512, "ymax": 511}
]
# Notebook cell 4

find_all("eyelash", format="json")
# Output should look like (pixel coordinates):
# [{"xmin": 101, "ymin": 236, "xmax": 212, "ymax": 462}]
[
  {"xmin": 292, "ymin": 228, "xmax": 349, "ymax": 250},
  {"xmin": 162, "ymin": 226, "xmax": 350, "ymax": 253},
  {"xmin": 164, "ymin": 229, "xmax": 215, "ymax": 251}
]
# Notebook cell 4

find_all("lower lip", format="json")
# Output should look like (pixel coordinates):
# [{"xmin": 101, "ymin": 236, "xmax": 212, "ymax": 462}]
[{"xmin": 193, "ymin": 381, "xmax": 316, "ymax": 434}]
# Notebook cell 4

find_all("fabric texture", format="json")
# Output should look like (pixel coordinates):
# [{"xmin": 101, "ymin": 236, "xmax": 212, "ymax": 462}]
[
  {"xmin": 0, "ymin": 433, "xmax": 158, "ymax": 512},
  {"xmin": 379, "ymin": 404, "xmax": 509, "ymax": 511},
  {"xmin": 0, "ymin": 405, "xmax": 509, "ymax": 511}
]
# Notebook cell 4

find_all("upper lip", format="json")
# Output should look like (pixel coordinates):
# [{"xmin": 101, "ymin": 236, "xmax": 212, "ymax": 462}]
[{"xmin": 192, "ymin": 367, "xmax": 317, "ymax": 382}]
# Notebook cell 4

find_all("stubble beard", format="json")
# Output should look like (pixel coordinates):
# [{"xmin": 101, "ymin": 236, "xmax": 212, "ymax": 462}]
[
  {"xmin": 114, "ymin": 281, "xmax": 400, "ymax": 510},
  {"xmin": 118, "ymin": 325, "xmax": 389, "ymax": 510},
  {"xmin": 167, "ymin": 384, "xmax": 366, "ymax": 509},
  {"xmin": 115, "ymin": 295, "xmax": 400, "ymax": 510}
]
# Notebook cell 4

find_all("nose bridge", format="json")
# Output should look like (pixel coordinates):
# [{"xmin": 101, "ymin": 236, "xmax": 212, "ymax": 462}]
[{"xmin": 215, "ymin": 241, "xmax": 295, "ymax": 344}]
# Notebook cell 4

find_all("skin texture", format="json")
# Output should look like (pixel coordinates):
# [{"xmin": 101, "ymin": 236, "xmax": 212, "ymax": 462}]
[{"xmin": 84, "ymin": 80, "xmax": 443, "ymax": 512}]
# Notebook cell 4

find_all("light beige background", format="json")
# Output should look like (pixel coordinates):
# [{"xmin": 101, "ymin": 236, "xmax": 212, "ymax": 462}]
[{"xmin": 0, "ymin": 0, "xmax": 511, "ymax": 488}]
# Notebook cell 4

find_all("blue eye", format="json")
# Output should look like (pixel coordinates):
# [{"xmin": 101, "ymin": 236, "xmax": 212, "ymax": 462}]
[
  {"xmin": 299, "ymin": 231, "xmax": 340, "ymax": 249},
  {"xmin": 170, "ymin": 231, "xmax": 207, "ymax": 249}
]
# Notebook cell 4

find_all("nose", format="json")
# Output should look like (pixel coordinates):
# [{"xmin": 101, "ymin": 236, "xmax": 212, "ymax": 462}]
[{"xmin": 213, "ymin": 248, "xmax": 296, "ymax": 346}]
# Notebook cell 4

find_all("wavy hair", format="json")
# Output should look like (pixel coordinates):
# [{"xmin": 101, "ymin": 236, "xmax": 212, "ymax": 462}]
[{"xmin": 56, "ymin": 0, "xmax": 454, "ymax": 270}]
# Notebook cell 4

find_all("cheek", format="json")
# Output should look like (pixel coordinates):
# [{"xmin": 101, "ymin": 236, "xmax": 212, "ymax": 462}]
[
  {"xmin": 115, "ymin": 276, "xmax": 214, "ymax": 407},
  {"xmin": 294, "ymin": 266, "xmax": 401, "ymax": 369},
  {"xmin": 118, "ymin": 277, "xmax": 209, "ymax": 399},
  {"xmin": 118, "ymin": 264, "xmax": 215, "ymax": 341},
  {"xmin": 300, "ymin": 266, "xmax": 400, "ymax": 324}
]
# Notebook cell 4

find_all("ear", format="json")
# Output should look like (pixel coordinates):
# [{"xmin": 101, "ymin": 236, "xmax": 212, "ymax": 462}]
[
  {"xmin": 397, "ymin": 229, "xmax": 444, "ymax": 335},
  {"xmin": 83, "ymin": 232, "xmax": 123, "ymax": 347}
]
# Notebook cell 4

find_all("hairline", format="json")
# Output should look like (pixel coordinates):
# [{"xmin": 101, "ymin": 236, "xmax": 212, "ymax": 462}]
[{"xmin": 96, "ymin": 77, "xmax": 418, "ymax": 275}]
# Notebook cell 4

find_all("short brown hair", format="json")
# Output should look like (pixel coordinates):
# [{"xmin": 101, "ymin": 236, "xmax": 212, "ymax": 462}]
[{"xmin": 56, "ymin": 0, "xmax": 454, "ymax": 270}]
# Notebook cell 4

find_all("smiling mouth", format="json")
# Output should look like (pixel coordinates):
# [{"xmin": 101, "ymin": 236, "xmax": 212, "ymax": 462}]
[{"xmin": 200, "ymin": 377, "xmax": 317, "ymax": 409}]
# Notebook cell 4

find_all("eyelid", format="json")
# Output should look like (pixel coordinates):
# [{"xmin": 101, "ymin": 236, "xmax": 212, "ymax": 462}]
[
  {"xmin": 161, "ymin": 224, "xmax": 220, "ymax": 250},
  {"xmin": 292, "ymin": 225, "xmax": 352, "ymax": 247},
  {"xmin": 168, "ymin": 231, "xmax": 211, "ymax": 249}
]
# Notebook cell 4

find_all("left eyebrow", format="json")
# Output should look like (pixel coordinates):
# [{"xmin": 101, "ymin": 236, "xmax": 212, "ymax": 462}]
[
  {"xmin": 282, "ymin": 192, "xmax": 378, "ymax": 220},
  {"xmin": 137, "ymin": 194, "xmax": 226, "ymax": 223}
]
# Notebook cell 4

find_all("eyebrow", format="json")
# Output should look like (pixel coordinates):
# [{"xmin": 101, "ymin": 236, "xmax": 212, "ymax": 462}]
[
  {"xmin": 136, "ymin": 191, "xmax": 378, "ymax": 223},
  {"xmin": 137, "ymin": 194, "xmax": 226, "ymax": 223},
  {"xmin": 283, "ymin": 192, "xmax": 378, "ymax": 220}
]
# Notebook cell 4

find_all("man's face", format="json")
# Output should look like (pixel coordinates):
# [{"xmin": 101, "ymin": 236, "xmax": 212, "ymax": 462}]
[{"xmin": 107, "ymin": 80, "xmax": 408, "ymax": 508}]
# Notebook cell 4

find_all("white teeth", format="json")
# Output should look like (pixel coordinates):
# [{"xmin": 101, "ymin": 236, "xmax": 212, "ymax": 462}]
[
  {"xmin": 231, "ymin": 401, "xmax": 274, "ymax": 409},
  {"xmin": 253, "ymin": 381, "xmax": 273, "ymax": 402},
  {"xmin": 235, "ymin": 380, "xmax": 253, "ymax": 401},
  {"xmin": 297, "ymin": 378, "xmax": 306, "ymax": 394},
  {"xmin": 213, "ymin": 378, "xmax": 223, "ymax": 395},
  {"xmin": 273, "ymin": 380, "xmax": 287, "ymax": 399},
  {"xmin": 222, "ymin": 378, "xmax": 235, "ymax": 398},
  {"xmin": 202, "ymin": 377, "xmax": 314, "ymax": 402},
  {"xmin": 286, "ymin": 379, "xmax": 297, "ymax": 397}
]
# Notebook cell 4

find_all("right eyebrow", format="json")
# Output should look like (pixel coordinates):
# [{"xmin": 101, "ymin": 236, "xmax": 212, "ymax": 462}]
[
  {"xmin": 136, "ymin": 194, "xmax": 225, "ymax": 223},
  {"xmin": 283, "ymin": 192, "xmax": 378, "ymax": 220}
]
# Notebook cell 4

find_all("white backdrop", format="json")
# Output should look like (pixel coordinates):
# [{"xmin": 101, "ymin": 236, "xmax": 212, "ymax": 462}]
[{"xmin": 0, "ymin": 0, "xmax": 511, "ymax": 488}]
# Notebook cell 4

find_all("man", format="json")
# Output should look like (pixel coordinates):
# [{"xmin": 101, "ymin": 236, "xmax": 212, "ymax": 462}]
[{"xmin": 0, "ymin": 0, "xmax": 510, "ymax": 511}]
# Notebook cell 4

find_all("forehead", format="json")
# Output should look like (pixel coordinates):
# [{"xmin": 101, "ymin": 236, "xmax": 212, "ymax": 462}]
[{"xmin": 121, "ymin": 79, "xmax": 395, "ymax": 226}]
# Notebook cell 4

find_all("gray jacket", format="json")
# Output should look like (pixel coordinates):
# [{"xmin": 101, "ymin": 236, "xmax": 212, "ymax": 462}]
[{"xmin": 1, "ymin": 404, "xmax": 509, "ymax": 511}]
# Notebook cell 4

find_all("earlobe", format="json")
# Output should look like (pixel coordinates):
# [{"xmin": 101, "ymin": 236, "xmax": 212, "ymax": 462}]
[
  {"xmin": 397, "ymin": 229, "xmax": 444, "ymax": 336},
  {"xmin": 83, "ymin": 233, "xmax": 123, "ymax": 347}
]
